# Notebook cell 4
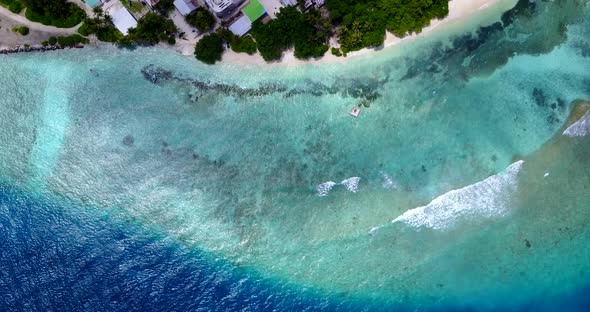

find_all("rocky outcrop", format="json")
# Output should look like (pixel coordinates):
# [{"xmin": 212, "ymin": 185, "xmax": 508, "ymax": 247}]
[{"xmin": 0, "ymin": 44, "xmax": 84, "ymax": 55}]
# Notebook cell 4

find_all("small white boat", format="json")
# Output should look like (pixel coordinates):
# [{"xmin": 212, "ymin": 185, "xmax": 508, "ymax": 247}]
[{"xmin": 349, "ymin": 107, "xmax": 360, "ymax": 117}]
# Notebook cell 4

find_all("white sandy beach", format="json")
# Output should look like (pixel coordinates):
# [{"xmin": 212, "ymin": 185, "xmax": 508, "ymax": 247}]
[{"xmin": 174, "ymin": 0, "xmax": 518, "ymax": 66}]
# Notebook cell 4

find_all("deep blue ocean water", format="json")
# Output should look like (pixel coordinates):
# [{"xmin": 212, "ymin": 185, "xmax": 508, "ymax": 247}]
[
  {"xmin": 0, "ymin": 184, "xmax": 357, "ymax": 312},
  {"xmin": 2, "ymin": 182, "xmax": 590, "ymax": 311}
]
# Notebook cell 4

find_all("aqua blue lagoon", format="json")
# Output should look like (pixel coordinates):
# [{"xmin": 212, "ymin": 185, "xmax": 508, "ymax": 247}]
[{"xmin": 1, "ymin": 0, "xmax": 590, "ymax": 310}]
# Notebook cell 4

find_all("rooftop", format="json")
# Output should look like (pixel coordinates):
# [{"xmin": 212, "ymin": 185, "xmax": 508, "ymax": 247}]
[
  {"xmin": 242, "ymin": 0, "xmax": 266, "ymax": 22},
  {"xmin": 110, "ymin": 6, "xmax": 137, "ymax": 35},
  {"xmin": 205, "ymin": 0, "xmax": 241, "ymax": 14},
  {"xmin": 174, "ymin": 0, "xmax": 197, "ymax": 16},
  {"xmin": 228, "ymin": 14, "xmax": 252, "ymax": 36}
]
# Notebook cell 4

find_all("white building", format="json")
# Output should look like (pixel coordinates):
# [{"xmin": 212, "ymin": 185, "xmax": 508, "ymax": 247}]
[
  {"xmin": 174, "ymin": 0, "xmax": 197, "ymax": 16},
  {"xmin": 204, "ymin": 0, "xmax": 245, "ymax": 18},
  {"xmin": 110, "ymin": 7, "xmax": 137, "ymax": 35},
  {"xmin": 228, "ymin": 14, "xmax": 252, "ymax": 36}
]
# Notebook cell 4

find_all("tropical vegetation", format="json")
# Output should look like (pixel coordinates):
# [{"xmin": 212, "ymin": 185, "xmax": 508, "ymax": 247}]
[
  {"xmin": 78, "ymin": 8, "xmax": 123, "ymax": 43},
  {"xmin": 194, "ymin": 32, "xmax": 224, "ymax": 64},
  {"xmin": 127, "ymin": 12, "xmax": 177, "ymax": 45},
  {"xmin": 326, "ymin": 0, "xmax": 449, "ymax": 52},
  {"xmin": 43, "ymin": 34, "xmax": 89, "ymax": 47},
  {"xmin": 56, "ymin": 34, "xmax": 89, "ymax": 47},
  {"xmin": 153, "ymin": 0, "xmax": 175, "ymax": 16},
  {"xmin": 13, "ymin": 26, "xmax": 29, "ymax": 35},
  {"xmin": 228, "ymin": 34, "xmax": 257, "ymax": 54},
  {"xmin": 0, "ymin": 0, "xmax": 22, "ymax": 13},
  {"xmin": 218, "ymin": 28, "xmax": 257, "ymax": 55},
  {"xmin": 22, "ymin": 0, "xmax": 86, "ymax": 28},
  {"xmin": 251, "ymin": 6, "xmax": 330, "ymax": 61},
  {"xmin": 185, "ymin": 7, "xmax": 216, "ymax": 32}
]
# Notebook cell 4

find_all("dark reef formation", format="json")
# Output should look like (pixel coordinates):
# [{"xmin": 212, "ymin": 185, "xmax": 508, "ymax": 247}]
[
  {"xmin": 140, "ymin": 64, "xmax": 383, "ymax": 102},
  {"xmin": 400, "ymin": 0, "xmax": 587, "ymax": 82}
]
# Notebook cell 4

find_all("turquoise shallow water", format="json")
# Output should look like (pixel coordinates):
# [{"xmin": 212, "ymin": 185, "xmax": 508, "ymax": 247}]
[{"xmin": 1, "ymin": 0, "xmax": 590, "ymax": 310}]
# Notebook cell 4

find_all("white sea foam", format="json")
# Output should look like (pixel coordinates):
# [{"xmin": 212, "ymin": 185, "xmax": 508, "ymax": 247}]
[
  {"xmin": 315, "ymin": 177, "xmax": 361, "ymax": 196},
  {"xmin": 316, "ymin": 181, "xmax": 337, "ymax": 196},
  {"xmin": 391, "ymin": 161, "xmax": 525, "ymax": 230},
  {"xmin": 341, "ymin": 177, "xmax": 361, "ymax": 193},
  {"xmin": 380, "ymin": 171, "xmax": 398, "ymax": 190},
  {"xmin": 563, "ymin": 111, "xmax": 590, "ymax": 137},
  {"xmin": 368, "ymin": 226, "xmax": 381, "ymax": 235}
]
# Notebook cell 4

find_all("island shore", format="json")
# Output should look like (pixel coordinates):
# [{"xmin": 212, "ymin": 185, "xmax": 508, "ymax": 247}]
[
  {"xmin": 170, "ymin": 0, "xmax": 517, "ymax": 66},
  {"xmin": 1, "ymin": 0, "xmax": 517, "ymax": 67}
]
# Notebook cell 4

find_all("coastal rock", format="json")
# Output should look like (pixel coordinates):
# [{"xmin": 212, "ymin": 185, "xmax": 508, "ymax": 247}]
[{"xmin": 0, "ymin": 45, "xmax": 66, "ymax": 55}]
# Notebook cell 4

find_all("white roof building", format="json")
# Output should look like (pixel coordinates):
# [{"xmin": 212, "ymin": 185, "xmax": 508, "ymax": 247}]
[
  {"xmin": 174, "ymin": 0, "xmax": 197, "ymax": 16},
  {"xmin": 110, "ymin": 7, "xmax": 137, "ymax": 35},
  {"xmin": 228, "ymin": 14, "xmax": 252, "ymax": 36},
  {"xmin": 205, "ymin": 0, "xmax": 245, "ymax": 18}
]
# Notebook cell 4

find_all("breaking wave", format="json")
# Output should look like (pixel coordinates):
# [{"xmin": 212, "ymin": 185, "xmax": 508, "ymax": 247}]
[
  {"xmin": 341, "ymin": 177, "xmax": 361, "ymax": 193},
  {"xmin": 380, "ymin": 171, "xmax": 398, "ymax": 190},
  {"xmin": 391, "ymin": 161, "xmax": 525, "ymax": 230},
  {"xmin": 316, "ymin": 181, "xmax": 337, "ymax": 197},
  {"xmin": 563, "ymin": 111, "xmax": 590, "ymax": 137},
  {"xmin": 316, "ymin": 177, "xmax": 361, "ymax": 196}
]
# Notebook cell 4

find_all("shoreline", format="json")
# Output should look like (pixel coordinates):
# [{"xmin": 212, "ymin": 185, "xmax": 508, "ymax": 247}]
[
  {"xmin": 169, "ymin": 0, "xmax": 516, "ymax": 66},
  {"xmin": 1, "ymin": 0, "xmax": 517, "ymax": 66}
]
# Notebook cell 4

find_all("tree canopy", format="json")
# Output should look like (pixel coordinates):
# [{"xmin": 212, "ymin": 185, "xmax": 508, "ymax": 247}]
[
  {"xmin": 153, "ymin": 0, "xmax": 175, "ymax": 16},
  {"xmin": 218, "ymin": 28, "xmax": 257, "ymax": 55},
  {"xmin": 251, "ymin": 6, "xmax": 329, "ymax": 61},
  {"xmin": 127, "ymin": 13, "xmax": 177, "ymax": 45},
  {"xmin": 22, "ymin": 0, "xmax": 86, "ymax": 28},
  {"xmin": 186, "ymin": 7, "xmax": 216, "ymax": 32},
  {"xmin": 194, "ymin": 33, "xmax": 224, "ymax": 64},
  {"xmin": 0, "ymin": 0, "xmax": 23, "ymax": 13},
  {"xmin": 78, "ymin": 8, "xmax": 123, "ymax": 43},
  {"xmin": 229, "ymin": 35, "xmax": 257, "ymax": 55},
  {"xmin": 326, "ymin": 0, "xmax": 449, "ymax": 52}
]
